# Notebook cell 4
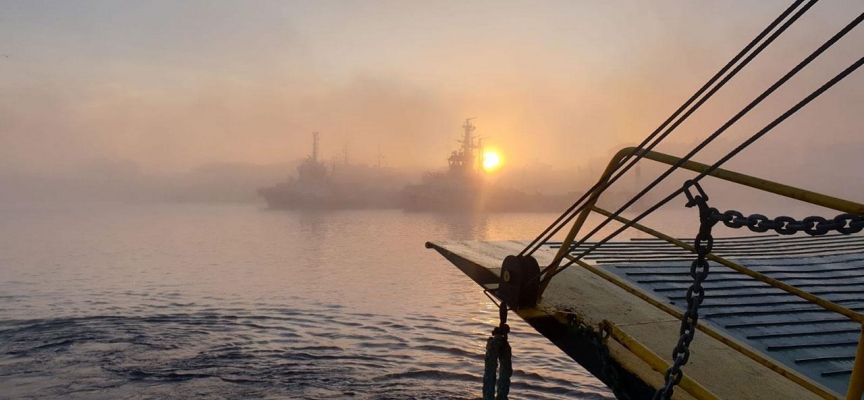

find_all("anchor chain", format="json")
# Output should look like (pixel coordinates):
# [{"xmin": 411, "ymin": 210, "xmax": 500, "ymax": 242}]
[
  {"xmin": 566, "ymin": 314, "xmax": 631, "ymax": 400},
  {"xmin": 654, "ymin": 181, "xmax": 717, "ymax": 400},
  {"xmin": 710, "ymin": 210, "xmax": 864, "ymax": 236}
]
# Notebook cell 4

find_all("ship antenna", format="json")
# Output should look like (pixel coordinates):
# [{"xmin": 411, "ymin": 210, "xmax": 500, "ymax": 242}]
[
  {"xmin": 462, "ymin": 118, "xmax": 477, "ymax": 170},
  {"xmin": 477, "ymin": 137, "xmax": 484, "ymax": 172},
  {"xmin": 312, "ymin": 132, "xmax": 320, "ymax": 163}
]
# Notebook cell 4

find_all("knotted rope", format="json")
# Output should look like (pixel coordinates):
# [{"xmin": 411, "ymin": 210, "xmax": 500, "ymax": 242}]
[{"xmin": 483, "ymin": 302, "xmax": 512, "ymax": 400}]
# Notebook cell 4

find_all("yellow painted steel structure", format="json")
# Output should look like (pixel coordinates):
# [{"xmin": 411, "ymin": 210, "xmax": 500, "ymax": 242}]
[
  {"xmin": 583, "ymin": 207, "xmax": 840, "ymax": 400},
  {"xmin": 849, "ymin": 327, "xmax": 864, "ymax": 400},
  {"xmin": 603, "ymin": 320, "xmax": 721, "ymax": 400},
  {"xmin": 537, "ymin": 147, "xmax": 864, "ymax": 399},
  {"xmin": 554, "ymin": 311, "xmax": 722, "ymax": 400}
]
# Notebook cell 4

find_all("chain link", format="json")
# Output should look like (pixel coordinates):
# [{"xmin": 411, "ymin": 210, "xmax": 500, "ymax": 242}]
[
  {"xmin": 711, "ymin": 210, "xmax": 864, "ymax": 236},
  {"xmin": 657, "ymin": 181, "xmax": 861, "ymax": 398},
  {"xmin": 655, "ymin": 181, "xmax": 716, "ymax": 400}
]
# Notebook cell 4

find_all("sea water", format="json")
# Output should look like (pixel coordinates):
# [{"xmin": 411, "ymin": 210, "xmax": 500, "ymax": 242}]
[{"xmin": 0, "ymin": 202, "xmax": 700, "ymax": 399}]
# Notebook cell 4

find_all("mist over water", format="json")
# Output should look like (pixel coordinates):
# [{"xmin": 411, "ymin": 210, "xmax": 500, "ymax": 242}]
[
  {"xmin": 0, "ymin": 204, "xmax": 632, "ymax": 399},
  {"xmin": 2, "ymin": 1, "xmax": 864, "ymax": 399},
  {"xmin": 0, "ymin": 196, "xmax": 849, "ymax": 399},
  {"xmin": 1, "ymin": 1, "xmax": 863, "ymax": 196}
]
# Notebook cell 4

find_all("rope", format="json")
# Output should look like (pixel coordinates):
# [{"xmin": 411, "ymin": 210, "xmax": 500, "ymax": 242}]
[
  {"xmin": 483, "ymin": 303, "xmax": 512, "ymax": 400},
  {"xmin": 518, "ymin": 0, "xmax": 811, "ymax": 258},
  {"xmin": 542, "ymin": 10, "xmax": 864, "ymax": 282},
  {"xmin": 483, "ymin": 333, "xmax": 512, "ymax": 400}
]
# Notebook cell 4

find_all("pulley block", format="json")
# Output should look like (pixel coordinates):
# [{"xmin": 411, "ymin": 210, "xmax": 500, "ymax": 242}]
[{"xmin": 498, "ymin": 255, "xmax": 540, "ymax": 309}]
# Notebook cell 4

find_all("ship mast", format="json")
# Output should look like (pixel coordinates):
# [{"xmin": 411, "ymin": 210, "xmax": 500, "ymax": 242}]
[
  {"xmin": 447, "ymin": 118, "xmax": 483, "ymax": 175},
  {"xmin": 477, "ymin": 137, "xmax": 484, "ymax": 172},
  {"xmin": 377, "ymin": 145, "xmax": 383, "ymax": 168},
  {"xmin": 462, "ymin": 118, "xmax": 476, "ymax": 163},
  {"xmin": 311, "ymin": 132, "xmax": 320, "ymax": 163}
]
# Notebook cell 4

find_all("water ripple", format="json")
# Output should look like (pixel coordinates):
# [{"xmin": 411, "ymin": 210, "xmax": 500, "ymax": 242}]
[
  {"xmin": 0, "ymin": 206, "xmax": 614, "ymax": 399},
  {"xmin": 0, "ymin": 306, "xmax": 610, "ymax": 399}
]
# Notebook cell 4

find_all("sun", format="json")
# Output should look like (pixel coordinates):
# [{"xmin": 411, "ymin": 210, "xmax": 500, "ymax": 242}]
[{"xmin": 482, "ymin": 151, "xmax": 501, "ymax": 171}]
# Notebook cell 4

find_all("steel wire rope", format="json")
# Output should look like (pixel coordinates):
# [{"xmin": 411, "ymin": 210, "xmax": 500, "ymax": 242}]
[
  {"xmin": 519, "ymin": 0, "xmax": 811, "ymax": 257},
  {"xmin": 550, "ymin": 54, "xmax": 864, "ymax": 282},
  {"xmin": 541, "ymin": 11, "xmax": 864, "ymax": 282},
  {"xmin": 547, "ymin": 54, "xmax": 864, "ymax": 318}
]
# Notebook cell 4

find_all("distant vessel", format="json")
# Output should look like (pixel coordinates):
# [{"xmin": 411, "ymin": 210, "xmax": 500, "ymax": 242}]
[
  {"xmin": 401, "ymin": 119, "xmax": 574, "ymax": 212},
  {"xmin": 258, "ymin": 133, "xmax": 398, "ymax": 210}
]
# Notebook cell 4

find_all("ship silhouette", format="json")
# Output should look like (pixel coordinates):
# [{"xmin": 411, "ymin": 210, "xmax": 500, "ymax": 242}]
[
  {"xmin": 258, "ymin": 133, "xmax": 398, "ymax": 210},
  {"xmin": 401, "ymin": 119, "xmax": 576, "ymax": 213}
]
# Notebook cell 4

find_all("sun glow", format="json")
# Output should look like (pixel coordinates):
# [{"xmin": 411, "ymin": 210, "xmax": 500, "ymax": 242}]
[{"xmin": 483, "ymin": 151, "xmax": 501, "ymax": 171}]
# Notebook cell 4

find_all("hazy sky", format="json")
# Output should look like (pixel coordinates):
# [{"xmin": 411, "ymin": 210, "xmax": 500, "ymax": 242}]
[{"xmin": 1, "ymin": 1, "xmax": 862, "ymax": 181}]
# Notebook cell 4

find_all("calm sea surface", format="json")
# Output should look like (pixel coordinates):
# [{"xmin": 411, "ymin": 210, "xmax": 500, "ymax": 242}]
[{"xmin": 0, "ymin": 203, "xmax": 704, "ymax": 399}]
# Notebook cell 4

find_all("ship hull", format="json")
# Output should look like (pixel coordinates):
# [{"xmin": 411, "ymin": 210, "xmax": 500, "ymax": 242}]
[
  {"xmin": 401, "ymin": 182, "xmax": 578, "ymax": 213},
  {"xmin": 258, "ymin": 184, "xmax": 398, "ymax": 210}
]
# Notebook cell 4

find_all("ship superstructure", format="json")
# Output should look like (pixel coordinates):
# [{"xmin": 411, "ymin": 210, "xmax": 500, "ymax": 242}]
[
  {"xmin": 447, "ymin": 118, "xmax": 484, "ymax": 177},
  {"xmin": 296, "ymin": 132, "xmax": 327, "ymax": 184},
  {"xmin": 401, "ymin": 119, "xmax": 572, "ymax": 213},
  {"xmin": 258, "ymin": 132, "xmax": 399, "ymax": 210}
]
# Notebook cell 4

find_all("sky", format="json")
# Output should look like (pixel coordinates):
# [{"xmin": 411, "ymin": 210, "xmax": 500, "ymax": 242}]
[{"xmin": 0, "ymin": 0, "xmax": 862, "ymax": 195}]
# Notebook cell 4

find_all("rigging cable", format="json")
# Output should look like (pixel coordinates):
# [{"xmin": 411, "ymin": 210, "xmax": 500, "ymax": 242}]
[
  {"xmin": 537, "ymin": 10, "xmax": 864, "ymax": 280},
  {"xmin": 544, "ymin": 13, "xmax": 864, "ymax": 283},
  {"xmin": 519, "ymin": 0, "xmax": 811, "ymax": 257}
]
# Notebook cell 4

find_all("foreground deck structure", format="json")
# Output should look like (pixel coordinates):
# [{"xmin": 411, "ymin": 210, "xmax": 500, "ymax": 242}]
[
  {"xmin": 427, "ymin": 148, "xmax": 864, "ymax": 400},
  {"xmin": 429, "ymin": 233, "xmax": 864, "ymax": 399}
]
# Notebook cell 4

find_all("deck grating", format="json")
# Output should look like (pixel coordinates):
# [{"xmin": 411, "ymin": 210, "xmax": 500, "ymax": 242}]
[{"xmin": 553, "ymin": 233, "xmax": 864, "ymax": 395}]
